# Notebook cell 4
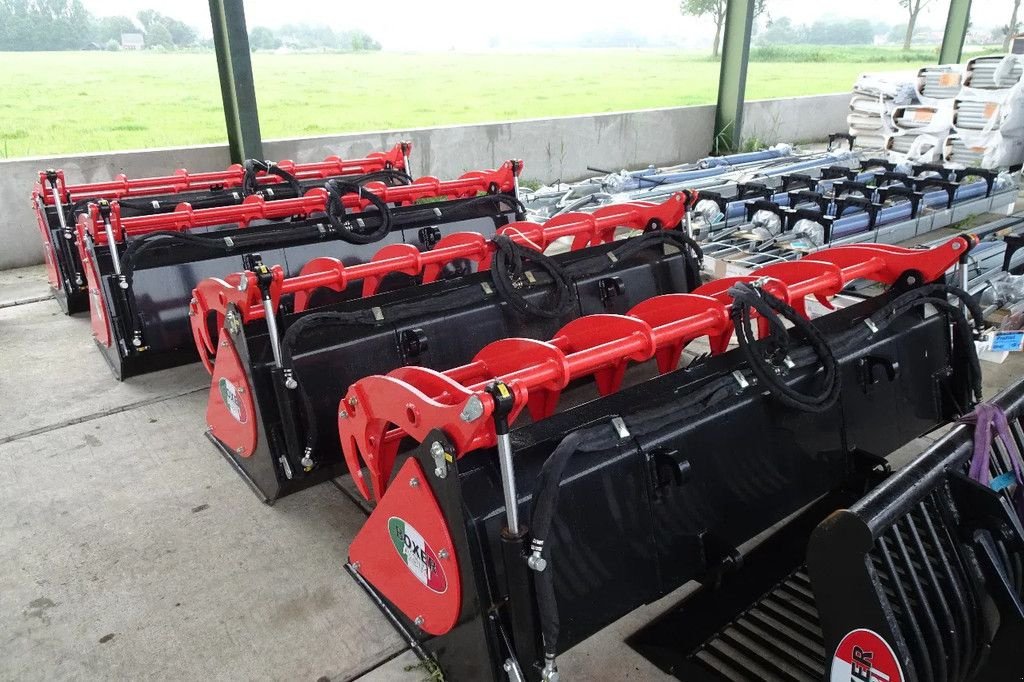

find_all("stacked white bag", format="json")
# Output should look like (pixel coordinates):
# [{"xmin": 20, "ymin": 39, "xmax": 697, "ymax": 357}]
[
  {"xmin": 884, "ymin": 65, "xmax": 962, "ymax": 163},
  {"xmin": 947, "ymin": 55, "xmax": 1024, "ymax": 168},
  {"xmin": 847, "ymin": 71, "xmax": 918, "ymax": 151}
]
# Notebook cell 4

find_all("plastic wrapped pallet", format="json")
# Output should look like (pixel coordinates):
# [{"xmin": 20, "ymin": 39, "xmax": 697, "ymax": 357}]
[
  {"xmin": 916, "ymin": 65, "xmax": 963, "ymax": 102},
  {"xmin": 944, "ymin": 130, "xmax": 1024, "ymax": 168},
  {"xmin": 954, "ymin": 97, "xmax": 1004, "ymax": 134},
  {"xmin": 948, "ymin": 59, "xmax": 1024, "ymax": 168},
  {"xmin": 965, "ymin": 55, "xmax": 1024, "ymax": 90},
  {"xmin": 944, "ymin": 133, "xmax": 986, "ymax": 166},
  {"xmin": 887, "ymin": 132, "xmax": 943, "ymax": 163},
  {"xmin": 892, "ymin": 103, "xmax": 954, "ymax": 134},
  {"xmin": 848, "ymin": 71, "xmax": 917, "ymax": 151}
]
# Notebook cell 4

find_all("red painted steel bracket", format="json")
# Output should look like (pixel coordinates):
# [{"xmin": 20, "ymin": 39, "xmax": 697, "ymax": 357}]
[
  {"xmin": 206, "ymin": 334, "xmax": 259, "ymax": 457},
  {"xmin": 349, "ymin": 457, "xmax": 462, "ymax": 635}
]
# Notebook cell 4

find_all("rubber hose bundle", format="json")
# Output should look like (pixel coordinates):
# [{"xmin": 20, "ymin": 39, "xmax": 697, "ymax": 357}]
[
  {"xmin": 352, "ymin": 169, "xmax": 414, "ymax": 187},
  {"xmin": 433, "ymin": 193, "xmax": 527, "ymax": 222},
  {"xmin": 490, "ymin": 235, "xmax": 575, "ymax": 319},
  {"xmin": 602, "ymin": 228, "xmax": 703, "ymax": 291},
  {"xmin": 117, "ymin": 226, "xmax": 324, "ymax": 282},
  {"xmin": 242, "ymin": 159, "xmax": 302, "ymax": 197},
  {"xmin": 527, "ymin": 373, "xmax": 740, "ymax": 661},
  {"xmin": 862, "ymin": 283, "xmax": 984, "ymax": 404},
  {"xmin": 324, "ymin": 179, "xmax": 393, "ymax": 245},
  {"xmin": 729, "ymin": 281, "xmax": 841, "ymax": 413}
]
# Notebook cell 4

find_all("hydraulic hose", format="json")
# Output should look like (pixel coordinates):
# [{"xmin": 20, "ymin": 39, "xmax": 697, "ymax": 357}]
[
  {"xmin": 729, "ymin": 281, "xmax": 841, "ymax": 413},
  {"xmin": 353, "ymin": 169, "xmax": 414, "ymax": 187},
  {"xmin": 117, "ymin": 225, "xmax": 325, "ymax": 281},
  {"xmin": 324, "ymin": 179, "xmax": 394, "ymax": 245},
  {"xmin": 242, "ymin": 159, "xmax": 302, "ymax": 197},
  {"xmin": 490, "ymin": 235, "xmax": 575, "ymax": 319}
]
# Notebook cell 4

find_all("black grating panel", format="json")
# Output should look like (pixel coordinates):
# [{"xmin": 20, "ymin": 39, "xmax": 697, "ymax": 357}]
[{"xmin": 686, "ymin": 569, "xmax": 827, "ymax": 682}]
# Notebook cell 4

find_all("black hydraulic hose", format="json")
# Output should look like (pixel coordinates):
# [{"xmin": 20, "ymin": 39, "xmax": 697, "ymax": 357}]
[
  {"xmin": 354, "ymin": 169, "xmax": 414, "ymax": 186},
  {"xmin": 242, "ymin": 159, "xmax": 302, "ymax": 197},
  {"xmin": 490, "ymin": 235, "xmax": 575, "ymax": 319},
  {"xmin": 431, "ymin": 193, "xmax": 527, "ymax": 222},
  {"xmin": 601, "ymin": 228, "xmax": 703, "ymax": 290},
  {"xmin": 527, "ymin": 373, "xmax": 740, "ymax": 660},
  {"xmin": 117, "ymin": 225, "xmax": 324, "ymax": 280},
  {"xmin": 729, "ymin": 281, "xmax": 841, "ymax": 413},
  {"xmin": 324, "ymin": 179, "xmax": 394, "ymax": 245},
  {"xmin": 864, "ymin": 284, "xmax": 984, "ymax": 403}
]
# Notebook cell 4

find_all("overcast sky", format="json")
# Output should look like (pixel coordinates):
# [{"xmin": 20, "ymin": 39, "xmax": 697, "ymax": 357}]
[{"xmin": 80, "ymin": 1, "xmax": 1017, "ymax": 50}]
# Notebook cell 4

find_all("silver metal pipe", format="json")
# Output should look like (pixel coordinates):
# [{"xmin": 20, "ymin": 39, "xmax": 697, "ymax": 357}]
[
  {"xmin": 102, "ymin": 215, "xmax": 122, "ymax": 276},
  {"xmin": 261, "ymin": 297, "xmax": 284, "ymax": 368},
  {"xmin": 496, "ymin": 431, "xmax": 520, "ymax": 533},
  {"xmin": 49, "ymin": 183, "xmax": 71, "ymax": 237}
]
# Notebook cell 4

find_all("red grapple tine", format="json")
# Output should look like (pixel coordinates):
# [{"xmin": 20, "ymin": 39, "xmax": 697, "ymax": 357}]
[
  {"xmin": 293, "ymin": 258, "xmax": 347, "ymax": 313},
  {"xmin": 543, "ymin": 212, "xmax": 602, "ymax": 251},
  {"xmin": 692, "ymin": 276, "xmax": 790, "ymax": 341},
  {"xmin": 752, "ymin": 260, "xmax": 843, "ymax": 313},
  {"xmin": 629, "ymin": 294, "xmax": 730, "ymax": 372},
  {"xmin": 58, "ymin": 145, "xmax": 407, "ymax": 200},
  {"xmin": 361, "ymin": 243, "xmax": 423, "ymax": 297},
  {"xmin": 423, "ymin": 232, "xmax": 491, "ymax": 284},
  {"xmin": 472, "ymin": 338, "xmax": 572, "ymax": 401},
  {"xmin": 554, "ymin": 314, "xmax": 656, "ymax": 396}
]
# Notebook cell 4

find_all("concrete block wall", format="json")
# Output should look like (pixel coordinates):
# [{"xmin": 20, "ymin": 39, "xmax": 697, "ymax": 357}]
[{"xmin": 0, "ymin": 93, "xmax": 848, "ymax": 270}]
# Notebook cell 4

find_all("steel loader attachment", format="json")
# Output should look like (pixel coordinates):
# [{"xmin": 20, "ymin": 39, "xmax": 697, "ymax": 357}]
[
  {"xmin": 32, "ymin": 142, "xmax": 412, "ymax": 314},
  {"xmin": 76, "ymin": 161, "xmax": 522, "ymax": 379},
  {"xmin": 338, "ymin": 236, "xmax": 984, "ymax": 681},
  {"xmin": 196, "ymin": 192, "xmax": 698, "ymax": 502},
  {"xmin": 806, "ymin": 379, "xmax": 1024, "ymax": 682},
  {"xmin": 631, "ymin": 378, "xmax": 1024, "ymax": 682}
]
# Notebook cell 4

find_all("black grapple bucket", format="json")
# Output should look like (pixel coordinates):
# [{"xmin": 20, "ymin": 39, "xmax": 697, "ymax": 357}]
[
  {"xmin": 337, "ymin": 237, "xmax": 982, "ymax": 681},
  {"xmin": 31, "ymin": 143, "xmax": 412, "ymax": 314},
  {"xmin": 77, "ymin": 163, "xmax": 522, "ymax": 379}
]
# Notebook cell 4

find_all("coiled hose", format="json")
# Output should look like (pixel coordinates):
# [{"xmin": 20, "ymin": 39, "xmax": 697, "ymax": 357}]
[
  {"xmin": 242, "ymin": 159, "xmax": 302, "ymax": 197},
  {"xmin": 729, "ymin": 281, "xmax": 841, "ymax": 413},
  {"xmin": 490, "ymin": 235, "xmax": 575, "ymax": 319},
  {"xmin": 324, "ymin": 179, "xmax": 394, "ymax": 245}
]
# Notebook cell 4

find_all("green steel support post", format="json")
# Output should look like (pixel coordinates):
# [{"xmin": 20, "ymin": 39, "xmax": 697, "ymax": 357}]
[
  {"xmin": 939, "ymin": 0, "xmax": 972, "ymax": 65},
  {"xmin": 713, "ymin": 0, "xmax": 756, "ymax": 154},
  {"xmin": 209, "ymin": 0, "xmax": 263, "ymax": 163}
]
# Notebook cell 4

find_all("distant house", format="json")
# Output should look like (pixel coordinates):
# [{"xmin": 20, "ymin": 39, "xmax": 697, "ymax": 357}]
[{"xmin": 121, "ymin": 33, "xmax": 145, "ymax": 50}]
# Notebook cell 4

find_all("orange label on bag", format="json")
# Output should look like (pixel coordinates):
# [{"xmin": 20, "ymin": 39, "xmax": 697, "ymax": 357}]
[
  {"xmin": 912, "ymin": 109, "xmax": 934, "ymax": 122},
  {"xmin": 985, "ymin": 102, "xmax": 999, "ymax": 118},
  {"xmin": 938, "ymin": 72, "xmax": 960, "ymax": 87}
]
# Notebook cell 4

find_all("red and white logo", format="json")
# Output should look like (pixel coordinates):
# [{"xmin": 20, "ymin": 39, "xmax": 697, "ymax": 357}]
[{"xmin": 831, "ymin": 629, "xmax": 904, "ymax": 682}]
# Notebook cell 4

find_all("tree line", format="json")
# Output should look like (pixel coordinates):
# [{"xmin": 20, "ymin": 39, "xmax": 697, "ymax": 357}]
[
  {"xmin": 0, "ymin": 1, "xmax": 196, "ymax": 50},
  {"xmin": 0, "ymin": 0, "xmax": 382, "ymax": 52},
  {"xmin": 680, "ymin": 0, "xmax": 1023, "ymax": 57}
]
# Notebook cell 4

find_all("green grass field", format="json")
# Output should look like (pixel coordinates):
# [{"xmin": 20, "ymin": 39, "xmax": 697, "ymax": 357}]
[{"xmin": 0, "ymin": 48, "xmax": 982, "ymax": 158}]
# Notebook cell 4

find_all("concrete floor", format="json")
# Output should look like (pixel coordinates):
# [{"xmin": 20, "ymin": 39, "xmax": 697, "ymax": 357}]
[{"xmin": 2, "ymin": 263, "xmax": 1022, "ymax": 682}]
